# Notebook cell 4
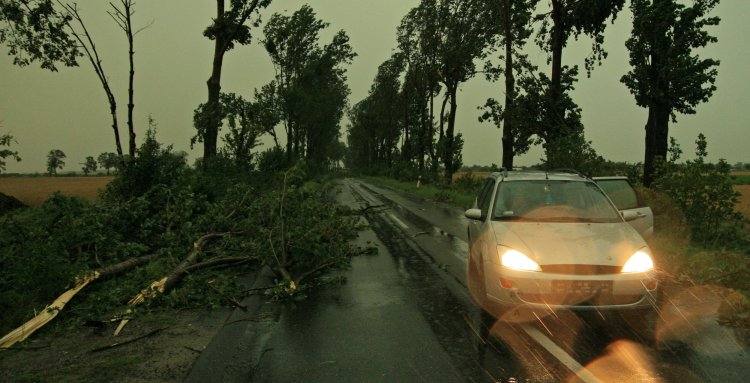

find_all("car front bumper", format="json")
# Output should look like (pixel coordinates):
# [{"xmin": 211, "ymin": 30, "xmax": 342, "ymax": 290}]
[{"xmin": 484, "ymin": 265, "xmax": 658, "ymax": 311}]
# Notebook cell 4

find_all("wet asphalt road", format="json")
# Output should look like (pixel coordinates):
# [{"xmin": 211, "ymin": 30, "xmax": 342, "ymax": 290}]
[{"xmin": 189, "ymin": 178, "xmax": 749, "ymax": 382}]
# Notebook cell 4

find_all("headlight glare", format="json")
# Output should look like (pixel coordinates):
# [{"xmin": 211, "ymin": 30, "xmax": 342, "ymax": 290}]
[
  {"xmin": 500, "ymin": 248, "xmax": 541, "ymax": 272},
  {"xmin": 621, "ymin": 250, "xmax": 654, "ymax": 273}
]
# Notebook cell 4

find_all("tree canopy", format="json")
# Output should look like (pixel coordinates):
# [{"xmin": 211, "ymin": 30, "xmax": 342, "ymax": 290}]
[
  {"xmin": 0, "ymin": 0, "xmax": 79, "ymax": 70},
  {"xmin": 622, "ymin": 0, "xmax": 720, "ymax": 184}
]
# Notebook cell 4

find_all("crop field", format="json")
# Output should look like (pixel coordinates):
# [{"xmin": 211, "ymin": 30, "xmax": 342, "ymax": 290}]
[{"xmin": 0, "ymin": 176, "xmax": 113, "ymax": 206}]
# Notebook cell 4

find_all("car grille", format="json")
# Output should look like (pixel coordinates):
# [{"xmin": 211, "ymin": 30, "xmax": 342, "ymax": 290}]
[
  {"xmin": 517, "ymin": 293, "xmax": 643, "ymax": 306},
  {"xmin": 540, "ymin": 264, "xmax": 621, "ymax": 275}
]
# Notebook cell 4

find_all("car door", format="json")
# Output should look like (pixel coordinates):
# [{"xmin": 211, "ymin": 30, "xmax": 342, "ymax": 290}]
[{"xmin": 594, "ymin": 177, "xmax": 654, "ymax": 238}]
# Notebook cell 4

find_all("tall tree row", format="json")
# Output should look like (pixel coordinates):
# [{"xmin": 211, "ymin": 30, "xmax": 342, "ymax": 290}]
[{"xmin": 348, "ymin": 0, "xmax": 496, "ymax": 183}]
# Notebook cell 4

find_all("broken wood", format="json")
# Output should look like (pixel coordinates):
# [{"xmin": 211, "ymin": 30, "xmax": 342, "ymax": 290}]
[
  {"xmin": 0, "ymin": 254, "xmax": 157, "ymax": 348},
  {"xmin": 113, "ymin": 234, "xmax": 245, "ymax": 335},
  {"xmin": 89, "ymin": 327, "xmax": 166, "ymax": 353}
]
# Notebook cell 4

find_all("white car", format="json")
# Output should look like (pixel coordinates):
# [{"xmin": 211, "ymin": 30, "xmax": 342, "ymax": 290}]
[{"xmin": 465, "ymin": 171, "xmax": 658, "ymax": 334}]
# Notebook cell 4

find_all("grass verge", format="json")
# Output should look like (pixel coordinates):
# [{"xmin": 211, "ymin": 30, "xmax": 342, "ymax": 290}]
[{"xmin": 362, "ymin": 176, "xmax": 476, "ymax": 209}]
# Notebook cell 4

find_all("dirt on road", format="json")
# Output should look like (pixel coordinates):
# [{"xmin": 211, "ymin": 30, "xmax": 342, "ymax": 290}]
[{"xmin": 0, "ymin": 176, "xmax": 113, "ymax": 206}]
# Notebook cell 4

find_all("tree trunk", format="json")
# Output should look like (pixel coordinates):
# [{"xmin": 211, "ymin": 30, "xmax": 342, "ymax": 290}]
[
  {"xmin": 107, "ymin": 94, "xmax": 124, "ymax": 162},
  {"xmin": 444, "ymin": 85, "xmax": 458, "ymax": 184},
  {"xmin": 403, "ymin": 87, "xmax": 410, "ymax": 161},
  {"xmin": 125, "ymin": 3, "xmax": 136, "ymax": 158},
  {"xmin": 643, "ymin": 37, "xmax": 670, "ymax": 187},
  {"xmin": 432, "ymin": 91, "xmax": 449, "ymax": 176},
  {"xmin": 203, "ymin": 0, "xmax": 226, "ymax": 161},
  {"xmin": 643, "ymin": 103, "xmax": 670, "ymax": 186},
  {"xmin": 502, "ymin": 0, "xmax": 515, "ymax": 170}
]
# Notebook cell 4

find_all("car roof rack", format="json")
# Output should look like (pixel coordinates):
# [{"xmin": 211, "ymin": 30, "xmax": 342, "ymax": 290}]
[{"xmin": 547, "ymin": 168, "xmax": 592, "ymax": 180}]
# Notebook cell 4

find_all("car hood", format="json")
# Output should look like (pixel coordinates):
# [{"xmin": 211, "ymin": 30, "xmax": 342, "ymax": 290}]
[{"xmin": 490, "ymin": 221, "xmax": 647, "ymax": 266}]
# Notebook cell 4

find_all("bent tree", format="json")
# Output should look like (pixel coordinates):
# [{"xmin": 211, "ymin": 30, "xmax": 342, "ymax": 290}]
[
  {"xmin": 622, "ymin": 0, "xmax": 721, "ymax": 186},
  {"xmin": 198, "ymin": 0, "xmax": 272, "ymax": 162}
]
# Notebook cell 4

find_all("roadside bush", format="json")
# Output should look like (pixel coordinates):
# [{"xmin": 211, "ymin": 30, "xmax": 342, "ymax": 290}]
[
  {"xmin": 105, "ymin": 128, "xmax": 188, "ymax": 200},
  {"xmin": 257, "ymin": 146, "xmax": 290, "ymax": 175},
  {"xmin": 387, "ymin": 161, "xmax": 421, "ymax": 181},
  {"xmin": 654, "ymin": 134, "xmax": 745, "ymax": 246},
  {"xmin": 453, "ymin": 171, "xmax": 483, "ymax": 194},
  {"xmin": 0, "ymin": 191, "xmax": 25, "ymax": 215}
]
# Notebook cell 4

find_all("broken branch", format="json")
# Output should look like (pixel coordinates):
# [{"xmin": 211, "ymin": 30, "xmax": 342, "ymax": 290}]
[
  {"xmin": 113, "ymin": 234, "xmax": 244, "ymax": 335},
  {"xmin": 89, "ymin": 327, "xmax": 166, "ymax": 353},
  {"xmin": 0, "ymin": 254, "xmax": 158, "ymax": 348}
]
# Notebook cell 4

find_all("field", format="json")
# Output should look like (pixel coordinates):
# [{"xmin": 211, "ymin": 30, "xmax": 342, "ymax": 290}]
[{"xmin": 0, "ymin": 176, "xmax": 113, "ymax": 206}]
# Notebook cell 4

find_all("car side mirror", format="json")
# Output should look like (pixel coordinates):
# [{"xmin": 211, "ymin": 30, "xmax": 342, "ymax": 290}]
[
  {"xmin": 621, "ymin": 210, "xmax": 643, "ymax": 222},
  {"xmin": 465, "ymin": 208, "xmax": 483, "ymax": 220}
]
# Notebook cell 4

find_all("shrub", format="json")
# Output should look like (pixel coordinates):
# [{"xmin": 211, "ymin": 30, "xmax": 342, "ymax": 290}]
[
  {"xmin": 654, "ymin": 134, "xmax": 745, "ymax": 246},
  {"xmin": 105, "ymin": 128, "xmax": 188, "ymax": 200},
  {"xmin": 453, "ymin": 171, "xmax": 483, "ymax": 194},
  {"xmin": 256, "ymin": 146, "xmax": 289, "ymax": 175}
]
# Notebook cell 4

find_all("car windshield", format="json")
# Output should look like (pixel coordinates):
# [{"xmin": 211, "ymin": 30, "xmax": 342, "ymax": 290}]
[{"xmin": 492, "ymin": 180, "xmax": 621, "ymax": 223}]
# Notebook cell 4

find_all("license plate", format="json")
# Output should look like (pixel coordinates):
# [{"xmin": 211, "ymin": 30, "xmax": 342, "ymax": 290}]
[{"xmin": 552, "ymin": 280, "xmax": 613, "ymax": 295}]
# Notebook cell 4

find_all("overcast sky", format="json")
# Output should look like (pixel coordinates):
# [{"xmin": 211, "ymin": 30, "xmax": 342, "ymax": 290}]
[{"xmin": 1, "ymin": 0, "xmax": 748, "ymax": 173}]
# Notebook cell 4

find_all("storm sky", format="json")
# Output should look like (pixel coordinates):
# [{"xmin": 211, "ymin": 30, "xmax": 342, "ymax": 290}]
[{"xmin": 1, "ymin": 0, "xmax": 748, "ymax": 173}]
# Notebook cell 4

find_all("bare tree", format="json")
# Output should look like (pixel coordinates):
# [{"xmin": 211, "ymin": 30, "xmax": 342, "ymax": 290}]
[
  {"xmin": 58, "ymin": 2, "xmax": 124, "ymax": 164},
  {"xmin": 108, "ymin": 0, "xmax": 153, "ymax": 158}
]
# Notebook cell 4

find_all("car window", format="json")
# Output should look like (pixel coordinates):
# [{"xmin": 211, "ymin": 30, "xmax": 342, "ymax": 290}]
[
  {"xmin": 492, "ymin": 180, "xmax": 621, "ymax": 223},
  {"xmin": 596, "ymin": 179, "xmax": 638, "ymax": 210},
  {"xmin": 477, "ymin": 178, "xmax": 495, "ymax": 214}
]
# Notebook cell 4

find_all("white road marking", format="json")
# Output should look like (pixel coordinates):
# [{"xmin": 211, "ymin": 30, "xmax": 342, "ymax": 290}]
[
  {"xmin": 521, "ymin": 325, "xmax": 601, "ymax": 383},
  {"xmin": 388, "ymin": 213, "xmax": 409, "ymax": 229}
]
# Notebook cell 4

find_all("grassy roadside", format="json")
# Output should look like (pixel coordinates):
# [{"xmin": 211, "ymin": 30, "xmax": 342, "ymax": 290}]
[
  {"xmin": 364, "ymin": 175, "xmax": 750, "ymax": 327},
  {"xmin": 361, "ymin": 176, "xmax": 476, "ymax": 209}
]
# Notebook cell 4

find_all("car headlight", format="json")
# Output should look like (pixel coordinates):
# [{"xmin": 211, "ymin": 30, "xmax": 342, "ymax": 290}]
[
  {"xmin": 500, "ymin": 247, "xmax": 541, "ymax": 272},
  {"xmin": 621, "ymin": 249, "xmax": 654, "ymax": 273}
]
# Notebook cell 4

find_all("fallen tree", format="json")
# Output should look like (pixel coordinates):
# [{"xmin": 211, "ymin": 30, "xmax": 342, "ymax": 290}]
[
  {"xmin": 113, "ymin": 231, "xmax": 249, "ymax": 335},
  {"xmin": 0, "ymin": 253, "xmax": 157, "ymax": 348}
]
